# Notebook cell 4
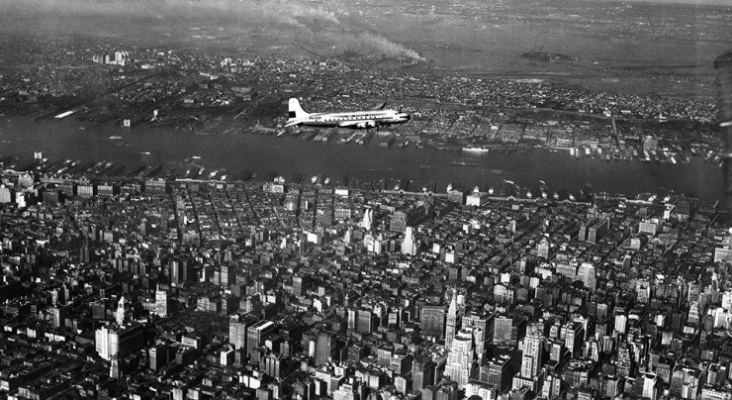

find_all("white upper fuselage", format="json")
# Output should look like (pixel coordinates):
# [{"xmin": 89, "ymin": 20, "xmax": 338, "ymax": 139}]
[
  {"xmin": 285, "ymin": 98, "xmax": 410, "ymax": 129},
  {"xmin": 299, "ymin": 110, "xmax": 408, "ymax": 128}
]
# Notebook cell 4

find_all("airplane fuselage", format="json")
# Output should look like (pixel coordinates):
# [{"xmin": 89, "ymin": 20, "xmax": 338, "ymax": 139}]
[
  {"xmin": 285, "ymin": 98, "xmax": 410, "ymax": 129},
  {"xmin": 301, "ymin": 110, "xmax": 404, "ymax": 128}
]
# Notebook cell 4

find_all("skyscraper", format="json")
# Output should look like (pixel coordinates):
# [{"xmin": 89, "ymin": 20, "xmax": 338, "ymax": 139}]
[
  {"xmin": 347, "ymin": 308, "xmax": 357, "ymax": 332},
  {"xmin": 229, "ymin": 314, "xmax": 257, "ymax": 351},
  {"xmin": 293, "ymin": 275, "xmax": 304, "ymax": 297},
  {"xmin": 520, "ymin": 323, "xmax": 545, "ymax": 378},
  {"xmin": 315, "ymin": 331, "xmax": 335, "ymax": 366},
  {"xmin": 50, "ymin": 306, "xmax": 67, "ymax": 328},
  {"xmin": 96, "ymin": 325, "xmax": 110, "ymax": 360},
  {"xmin": 116, "ymin": 296, "xmax": 127, "ymax": 325},
  {"xmin": 577, "ymin": 262, "xmax": 597, "ymax": 291},
  {"xmin": 401, "ymin": 226, "xmax": 418, "ymax": 256},
  {"xmin": 247, "ymin": 320, "xmax": 276, "ymax": 360},
  {"xmin": 357, "ymin": 309, "xmax": 375, "ymax": 334},
  {"xmin": 170, "ymin": 260, "xmax": 191, "ymax": 285},
  {"xmin": 413, "ymin": 356, "xmax": 436, "ymax": 393},
  {"xmin": 149, "ymin": 344, "xmax": 169, "ymax": 371},
  {"xmin": 95, "ymin": 323, "xmax": 144, "ymax": 362},
  {"xmin": 463, "ymin": 312, "xmax": 489, "ymax": 363},
  {"xmin": 445, "ymin": 289, "xmax": 459, "ymax": 350},
  {"xmin": 155, "ymin": 289, "xmax": 168, "ymax": 317},
  {"xmin": 493, "ymin": 315, "xmax": 514, "ymax": 346},
  {"xmin": 220, "ymin": 264, "xmax": 234, "ymax": 287},
  {"xmin": 444, "ymin": 328, "xmax": 476, "ymax": 389},
  {"xmin": 361, "ymin": 208, "xmax": 374, "ymax": 231},
  {"xmin": 480, "ymin": 354, "xmax": 514, "ymax": 392},
  {"xmin": 421, "ymin": 304, "xmax": 446, "ymax": 339}
]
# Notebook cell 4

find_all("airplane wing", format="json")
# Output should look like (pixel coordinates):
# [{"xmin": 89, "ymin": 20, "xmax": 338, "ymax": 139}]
[
  {"xmin": 284, "ymin": 119, "xmax": 304, "ymax": 128},
  {"xmin": 371, "ymin": 102, "xmax": 387, "ymax": 111}
]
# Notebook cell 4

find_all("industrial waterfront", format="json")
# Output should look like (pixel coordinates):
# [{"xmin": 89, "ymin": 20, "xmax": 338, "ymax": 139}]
[{"xmin": 0, "ymin": 117, "xmax": 724, "ymax": 201}]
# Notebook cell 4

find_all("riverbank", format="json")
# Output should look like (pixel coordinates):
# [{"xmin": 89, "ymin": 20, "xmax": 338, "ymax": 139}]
[{"xmin": 0, "ymin": 116, "xmax": 726, "ymax": 203}]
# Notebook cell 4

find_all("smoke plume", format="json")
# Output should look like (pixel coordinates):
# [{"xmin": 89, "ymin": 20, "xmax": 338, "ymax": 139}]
[{"xmin": 0, "ymin": 0, "xmax": 425, "ymax": 61}]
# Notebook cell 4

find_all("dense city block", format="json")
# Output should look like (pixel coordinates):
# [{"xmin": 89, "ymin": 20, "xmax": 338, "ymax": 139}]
[{"xmin": 1, "ymin": 169, "xmax": 732, "ymax": 400}]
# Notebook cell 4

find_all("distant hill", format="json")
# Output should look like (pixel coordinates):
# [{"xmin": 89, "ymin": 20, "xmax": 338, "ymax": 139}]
[{"xmin": 588, "ymin": 0, "xmax": 731, "ymax": 6}]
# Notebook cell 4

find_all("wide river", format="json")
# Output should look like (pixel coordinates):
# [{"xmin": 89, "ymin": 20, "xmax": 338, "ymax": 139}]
[{"xmin": 0, "ymin": 117, "xmax": 725, "ymax": 201}]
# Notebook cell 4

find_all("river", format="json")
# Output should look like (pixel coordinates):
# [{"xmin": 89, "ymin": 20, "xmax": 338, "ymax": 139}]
[{"xmin": 0, "ymin": 117, "xmax": 725, "ymax": 201}]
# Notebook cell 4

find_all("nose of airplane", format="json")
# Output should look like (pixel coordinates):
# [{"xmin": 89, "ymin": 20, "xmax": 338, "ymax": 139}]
[{"xmin": 399, "ymin": 113, "xmax": 411, "ymax": 121}]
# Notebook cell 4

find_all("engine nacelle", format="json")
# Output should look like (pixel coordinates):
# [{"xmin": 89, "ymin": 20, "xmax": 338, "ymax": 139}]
[{"xmin": 356, "ymin": 120, "xmax": 376, "ymax": 129}]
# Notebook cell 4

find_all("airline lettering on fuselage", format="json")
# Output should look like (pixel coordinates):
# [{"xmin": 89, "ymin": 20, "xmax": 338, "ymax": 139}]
[{"xmin": 285, "ymin": 98, "xmax": 410, "ymax": 129}]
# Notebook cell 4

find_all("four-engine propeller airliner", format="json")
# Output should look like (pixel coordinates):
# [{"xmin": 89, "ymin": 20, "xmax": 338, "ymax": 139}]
[{"xmin": 285, "ymin": 98, "xmax": 411, "ymax": 130}]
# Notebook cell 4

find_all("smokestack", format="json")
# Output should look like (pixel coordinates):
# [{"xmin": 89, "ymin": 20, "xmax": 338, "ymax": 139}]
[{"xmin": 714, "ymin": 50, "xmax": 732, "ymax": 195}]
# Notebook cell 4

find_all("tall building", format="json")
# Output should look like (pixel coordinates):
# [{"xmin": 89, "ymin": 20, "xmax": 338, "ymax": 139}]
[
  {"xmin": 357, "ymin": 309, "xmax": 375, "ymax": 334},
  {"xmin": 170, "ymin": 260, "xmax": 192, "ymax": 285},
  {"xmin": 264, "ymin": 352, "xmax": 282, "ymax": 378},
  {"xmin": 642, "ymin": 373, "xmax": 658, "ymax": 400},
  {"xmin": 149, "ymin": 344, "xmax": 169, "ymax": 371},
  {"xmin": 493, "ymin": 315, "xmax": 514, "ymax": 346},
  {"xmin": 293, "ymin": 275, "xmax": 305, "ymax": 297},
  {"xmin": 543, "ymin": 373, "xmax": 563, "ymax": 399},
  {"xmin": 413, "ymin": 356, "xmax": 436, "ymax": 393},
  {"xmin": 616, "ymin": 342, "xmax": 635, "ymax": 377},
  {"xmin": 615, "ymin": 312, "xmax": 628, "ymax": 334},
  {"xmin": 463, "ymin": 312, "xmax": 489, "ymax": 363},
  {"xmin": 95, "ymin": 323, "xmax": 144, "ymax": 362},
  {"xmin": 401, "ymin": 226, "xmax": 418, "ymax": 256},
  {"xmin": 96, "ymin": 325, "xmax": 111, "ymax": 360},
  {"xmin": 155, "ymin": 289, "xmax": 168, "ymax": 317},
  {"xmin": 480, "ymin": 354, "xmax": 514, "ymax": 392},
  {"xmin": 110, "ymin": 355, "xmax": 120, "ymax": 379},
  {"xmin": 445, "ymin": 289, "xmax": 459, "ymax": 349},
  {"xmin": 347, "ymin": 308, "xmax": 357, "ymax": 331},
  {"xmin": 520, "ymin": 323, "xmax": 545, "ymax": 378},
  {"xmin": 577, "ymin": 262, "xmax": 597, "ymax": 291},
  {"xmin": 220, "ymin": 264, "xmax": 234, "ymax": 287},
  {"xmin": 421, "ymin": 304, "xmax": 446, "ymax": 339},
  {"xmin": 229, "ymin": 314, "xmax": 257, "ymax": 351},
  {"xmin": 562, "ymin": 322, "xmax": 584, "ymax": 357},
  {"xmin": 247, "ymin": 320, "xmax": 276, "ymax": 360},
  {"xmin": 50, "ymin": 306, "xmax": 67, "ymax": 328},
  {"xmin": 361, "ymin": 208, "xmax": 374, "ymax": 231},
  {"xmin": 444, "ymin": 328, "xmax": 476, "ymax": 389},
  {"xmin": 116, "ymin": 296, "xmax": 128, "ymax": 325},
  {"xmin": 315, "ymin": 331, "xmax": 335, "ymax": 366}
]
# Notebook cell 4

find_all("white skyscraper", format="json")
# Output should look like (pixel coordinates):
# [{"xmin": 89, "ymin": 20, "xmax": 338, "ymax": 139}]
[
  {"xmin": 116, "ymin": 296, "xmax": 127, "ymax": 325},
  {"xmin": 463, "ymin": 312, "xmax": 488, "ymax": 363},
  {"xmin": 578, "ymin": 262, "xmax": 597, "ymax": 290},
  {"xmin": 361, "ymin": 208, "xmax": 374, "ymax": 231},
  {"xmin": 95, "ymin": 325, "xmax": 110, "ymax": 360},
  {"xmin": 155, "ymin": 289, "xmax": 168, "ymax": 317},
  {"xmin": 520, "ymin": 323, "xmax": 545, "ymax": 378},
  {"xmin": 445, "ymin": 328, "xmax": 476, "ymax": 389},
  {"xmin": 401, "ymin": 226, "xmax": 418, "ymax": 256},
  {"xmin": 445, "ymin": 288, "xmax": 459, "ymax": 350}
]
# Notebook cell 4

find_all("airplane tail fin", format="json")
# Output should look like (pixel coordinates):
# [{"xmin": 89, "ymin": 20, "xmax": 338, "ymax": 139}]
[
  {"xmin": 288, "ymin": 98, "xmax": 309, "ymax": 120},
  {"xmin": 371, "ymin": 102, "xmax": 387, "ymax": 111}
]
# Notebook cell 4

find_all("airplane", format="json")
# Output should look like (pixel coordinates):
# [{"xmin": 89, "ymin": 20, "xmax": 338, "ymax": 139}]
[{"xmin": 285, "ymin": 98, "xmax": 411, "ymax": 130}]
